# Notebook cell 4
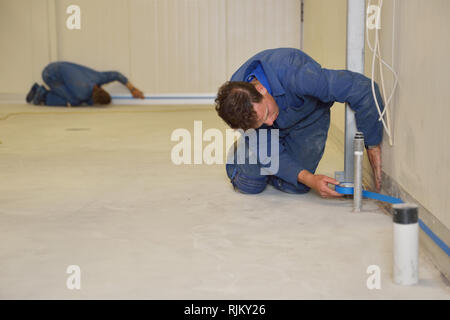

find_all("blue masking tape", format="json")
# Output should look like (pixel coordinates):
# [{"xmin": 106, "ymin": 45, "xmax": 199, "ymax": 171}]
[
  {"xmin": 335, "ymin": 185, "xmax": 403, "ymax": 204},
  {"xmin": 111, "ymin": 95, "xmax": 215, "ymax": 100},
  {"xmin": 335, "ymin": 184, "xmax": 450, "ymax": 257},
  {"xmin": 418, "ymin": 220, "xmax": 450, "ymax": 257}
]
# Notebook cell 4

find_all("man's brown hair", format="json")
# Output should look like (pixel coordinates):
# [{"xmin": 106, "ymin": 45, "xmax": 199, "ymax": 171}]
[
  {"xmin": 215, "ymin": 81, "xmax": 262, "ymax": 130},
  {"xmin": 92, "ymin": 85, "xmax": 111, "ymax": 105}
]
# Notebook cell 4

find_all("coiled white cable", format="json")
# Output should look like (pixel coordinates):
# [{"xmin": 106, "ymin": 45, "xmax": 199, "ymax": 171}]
[{"xmin": 366, "ymin": 0, "xmax": 399, "ymax": 146}]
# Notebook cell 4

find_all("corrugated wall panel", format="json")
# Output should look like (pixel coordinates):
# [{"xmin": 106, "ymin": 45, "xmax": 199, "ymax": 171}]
[
  {"xmin": 129, "ymin": 0, "xmax": 227, "ymax": 94},
  {"xmin": 0, "ymin": 0, "xmax": 49, "ymax": 94},
  {"xmin": 0, "ymin": 0, "xmax": 300, "ymax": 96},
  {"xmin": 55, "ymin": 0, "xmax": 130, "ymax": 78},
  {"xmin": 226, "ymin": 0, "xmax": 301, "ymax": 79}
]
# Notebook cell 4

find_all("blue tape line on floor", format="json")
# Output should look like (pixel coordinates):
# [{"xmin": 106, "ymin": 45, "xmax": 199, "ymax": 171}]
[
  {"xmin": 419, "ymin": 220, "xmax": 450, "ymax": 257},
  {"xmin": 335, "ymin": 185, "xmax": 450, "ymax": 257},
  {"xmin": 335, "ymin": 185, "xmax": 403, "ymax": 204},
  {"xmin": 111, "ymin": 96, "xmax": 215, "ymax": 100}
]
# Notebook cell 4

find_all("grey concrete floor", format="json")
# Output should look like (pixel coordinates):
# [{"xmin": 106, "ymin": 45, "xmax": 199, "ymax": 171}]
[{"xmin": 0, "ymin": 103, "xmax": 448, "ymax": 299}]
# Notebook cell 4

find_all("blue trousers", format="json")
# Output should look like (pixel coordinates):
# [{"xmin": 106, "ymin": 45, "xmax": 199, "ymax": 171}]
[
  {"xmin": 40, "ymin": 64, "xmax": 79, "ymax": 106},
  {"xmin": 226, "ymin": 110, "xmax": 330, "ymax": 194}
]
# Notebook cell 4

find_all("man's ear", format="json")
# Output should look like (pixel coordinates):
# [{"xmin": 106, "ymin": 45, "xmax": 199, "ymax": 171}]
[{"xmin": 254, "ymin": 82, "xmax": 267, "ymax": 95}]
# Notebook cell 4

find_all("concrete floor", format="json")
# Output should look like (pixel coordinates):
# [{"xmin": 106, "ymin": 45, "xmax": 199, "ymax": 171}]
[{"xmin": 0, "ymin": 103, "xmax": 448, "ymax": 299}]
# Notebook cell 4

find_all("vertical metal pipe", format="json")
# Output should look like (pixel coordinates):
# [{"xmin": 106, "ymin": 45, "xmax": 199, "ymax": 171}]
[
  {"xmin": 345, "ymin": 0, "xmax": 366, "ymax": 183},
  {"xmin": 353, "ymin": 132, "xmax": 364, "ymax": 212}
]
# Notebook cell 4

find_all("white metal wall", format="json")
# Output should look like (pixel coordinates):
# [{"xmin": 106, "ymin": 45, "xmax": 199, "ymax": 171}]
[
  {"xmin": 226, "ymin": 0, "xmax": 302, "ymax": 78},
  {"xmin": 0, "ymin": 0, "xmax": 301, "ymax": 97},
  {"xmin": 0, "ymin": 0, "xmax": 51, "ymax": 96}
]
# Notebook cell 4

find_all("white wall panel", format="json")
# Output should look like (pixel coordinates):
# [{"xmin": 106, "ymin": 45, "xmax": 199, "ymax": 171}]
[
  {"xmin": 0, "ymin": 0, "xmax": 301, "ymax": 96},
  {"xmin": 55, "ymin": 0, "xmax": 130, "ymax": 79},
  {"xmin": 0, "ymin": 0, "xmax": 50, "ymax": 95},
  {"xmin": 226, "ymin": 0, "xmax": 301, "ymax": 78},
  {"xmin": 129, "ymin": 0, "xmax": 227, "ymax": 93}
]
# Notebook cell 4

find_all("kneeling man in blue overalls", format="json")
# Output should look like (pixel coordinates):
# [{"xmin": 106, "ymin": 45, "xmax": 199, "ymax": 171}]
[
  {"xmin": 215, "ymin": 48, "xmax": 383, "ymax": 197},
  {"xmin": 26, "ymin": 62, "xmax": 144, "ymax": 107}
]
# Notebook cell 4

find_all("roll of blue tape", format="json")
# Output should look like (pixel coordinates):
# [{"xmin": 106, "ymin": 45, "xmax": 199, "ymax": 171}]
[{"xmin": 334, "ymin": 185, "xmax": 355, "ymax": 196}]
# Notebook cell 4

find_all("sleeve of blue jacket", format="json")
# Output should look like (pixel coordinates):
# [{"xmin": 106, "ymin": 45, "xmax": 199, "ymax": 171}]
[
  {"xmin": 97, "ymin": 71, "xmax": 128, "ymax": 86},
  {"xmin": 289, "ymin": 60, "xmax": 384, "ymax": 146}
]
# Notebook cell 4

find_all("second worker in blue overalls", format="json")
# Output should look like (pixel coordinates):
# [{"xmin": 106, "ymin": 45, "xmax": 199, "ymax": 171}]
[{"xmin": 26, "ymin": 62, "xmax": 144, "ymax": 107}]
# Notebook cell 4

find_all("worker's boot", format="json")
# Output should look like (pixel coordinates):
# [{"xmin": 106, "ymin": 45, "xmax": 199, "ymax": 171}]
[
  {"xmin": 32, "ymin": 86, "xmax": 48, "ymax": 105},
  {"xmin": 26, "ymin": 83, "xmax": 39, "ymax": 103}
]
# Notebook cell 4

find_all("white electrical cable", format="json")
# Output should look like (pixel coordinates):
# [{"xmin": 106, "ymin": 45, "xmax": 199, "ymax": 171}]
[
  {"xmin": 376, "ymin": 0, "xmax": 398, "ymax": 120},
  {"xmin": 366, "ymin": 0, "xmax": 399, "ymax": 146},
  {"xmin": 376, "ymin": 0, "xmax": 393, "ymax": 146},
  {"xmin": 368, "ymin": 0, "xmax": 391, "ymax": 144},
  {"xmin": 369, "ymin": 5, "xmax": 390, "ymax": 140}
]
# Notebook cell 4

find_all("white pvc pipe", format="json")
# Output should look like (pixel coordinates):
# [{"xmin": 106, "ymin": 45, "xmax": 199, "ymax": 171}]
[{"xmin": 393, "ymin": 203, "xmax": 419, "ymax": 285}]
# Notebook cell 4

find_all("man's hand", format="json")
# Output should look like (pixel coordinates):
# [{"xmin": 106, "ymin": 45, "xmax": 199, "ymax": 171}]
[
  {"xmin": 126, "ymin": 81, "xmax": 145, "ymax": 99},
  {"xmin": 367, "ymin": 145, "xmax": 382, "ymax": 192},
  {"xmin": 298, "ymin": 170, "xmax": 344, "ymax": 198},
  {"xmin": 130, "ymin": 87, "xmax": 144, "ymax": 99}
]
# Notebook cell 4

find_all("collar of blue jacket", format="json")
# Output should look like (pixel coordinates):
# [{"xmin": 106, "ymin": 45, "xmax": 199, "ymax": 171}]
[
  {"xmin": 245, "ymin": 62, "xmax": 273, "ymax": 96},
  {"xmin": 234, "ymin": 59, "xmax": 286, "ymax": 98}
]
